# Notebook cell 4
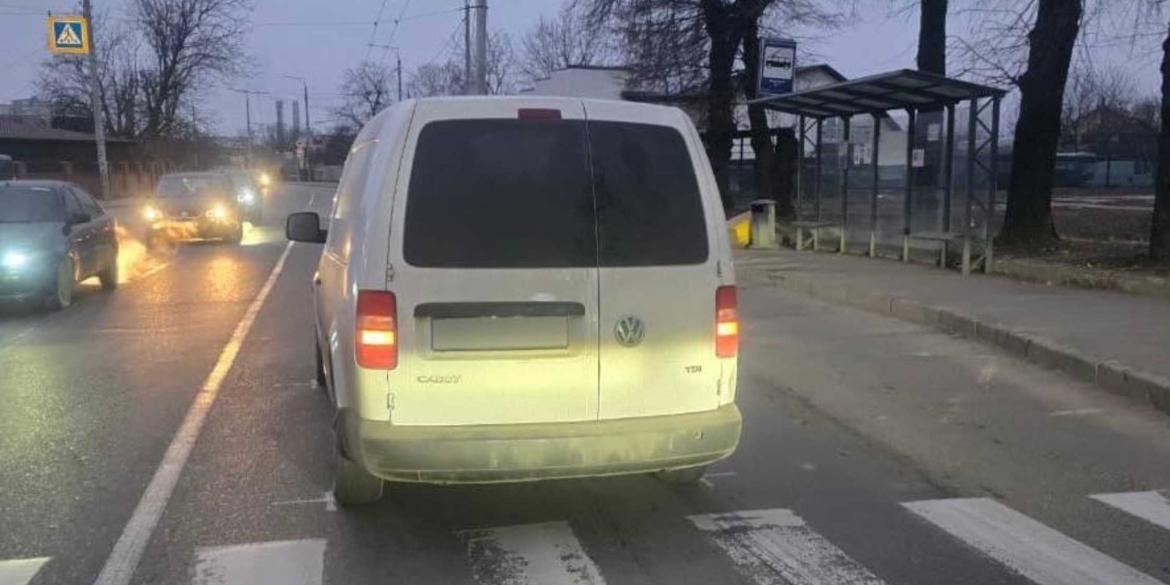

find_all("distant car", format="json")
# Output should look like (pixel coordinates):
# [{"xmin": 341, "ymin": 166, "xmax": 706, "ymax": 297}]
[
  {"xmin": 0, "ymin": 180, "xmax": 118, "ymax": 310},
  {"xmin": 145, "ymin": 172, "xmax": 243, "ymax": 245},
  {"xmin": 287, "ymin": 97, "xmax": 742, "ymax": 505},
  {"xmin": 218, "ymin": 169, "xmax": 263, "ymax": 223},
  {"xmin": 0, "ymin": 155, "xmax": 14, "ymax": 181}
]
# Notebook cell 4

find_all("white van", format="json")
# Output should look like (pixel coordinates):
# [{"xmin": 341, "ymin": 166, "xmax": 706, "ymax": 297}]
[{"xmin": 287, "ymin": 97, "xmax": 741, "ymax": 505}]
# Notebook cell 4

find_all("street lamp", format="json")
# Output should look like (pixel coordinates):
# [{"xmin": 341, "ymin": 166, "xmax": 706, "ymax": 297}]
[{"xmin": 283, "ymin": 75, "xmax": 313, "ymax": 181}]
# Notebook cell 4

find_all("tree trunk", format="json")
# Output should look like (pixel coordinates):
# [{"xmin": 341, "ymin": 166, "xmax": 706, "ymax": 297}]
[
  {"xmin": 914, "ymin": 0, "xmax": 948, "ymax": 232},
  {"xmin": 1152, "ymin": 22, "xmax": 1170, "ymax": 260},
  {"xmin": 917, "ymin": 0, "xmax": 947, "ymax": 75},
  {"xmin": 701, "ymin": 0, "xmax": 740, "ymax": 212},
  {"xmin": 999, "ymin": 0, "xmax": 1082, "ymax": 249},
  {"xmin": 741, "ymin": 27, "xmax": 783, "ymax": 215}
]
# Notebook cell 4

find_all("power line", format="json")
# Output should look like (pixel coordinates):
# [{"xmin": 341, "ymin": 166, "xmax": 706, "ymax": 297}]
[
  {"xmin": 363, "ymin": 0, "xmax": 392, "ymax": 61},
  {"xmin": 375, "ymin": 0, "xmax": 413, "ymax": 67}
]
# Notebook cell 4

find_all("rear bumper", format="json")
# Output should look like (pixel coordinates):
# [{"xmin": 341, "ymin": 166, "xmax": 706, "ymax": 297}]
[{"xmin": 341, "ymin": 404, "xmax": 742, "ymax": 484}]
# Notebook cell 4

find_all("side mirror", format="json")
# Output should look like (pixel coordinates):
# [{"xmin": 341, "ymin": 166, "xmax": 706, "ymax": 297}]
[
  {"xmin": 64, "ymin": 212, "xmax": 90, "ymax": 231},
  {"xmin": 286, "ymin": 212, "xmax": 326, "ymax": 243}
]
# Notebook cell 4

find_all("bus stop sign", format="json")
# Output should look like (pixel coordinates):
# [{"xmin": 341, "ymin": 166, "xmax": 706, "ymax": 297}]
[
  {"xmin": 758, "ymin": 38, "xmax": 796, "ymax": 96},
  {"xmin": 47, "ymin": 15, "xmax": 90, "ymax": 55}
]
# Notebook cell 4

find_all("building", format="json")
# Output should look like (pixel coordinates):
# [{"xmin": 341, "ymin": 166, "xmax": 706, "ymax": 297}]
[{"xmin": 0, "ymin": 98, "xmax": 52, "ymax": 125}]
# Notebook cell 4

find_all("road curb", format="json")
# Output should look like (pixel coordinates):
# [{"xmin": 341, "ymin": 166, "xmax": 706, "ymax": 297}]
[{"xmin": 764, "ymin": 271, "xmax": 1170, "ymax": 416}]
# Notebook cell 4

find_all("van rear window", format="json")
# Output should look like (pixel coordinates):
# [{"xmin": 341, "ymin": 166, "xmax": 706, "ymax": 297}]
[
  {"xmin": 403, "ymin": 119, "xmax": 597, "ymax": 268},
  {"xmin": 590, "ymin": 121, "xmax": 708, "ymax": 266}
]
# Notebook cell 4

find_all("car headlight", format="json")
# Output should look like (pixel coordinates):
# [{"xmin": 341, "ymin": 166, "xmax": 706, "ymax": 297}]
[
  {"xmin": 144, "ymin": 206, "xmax": 161, "ymax": 220},
  {"xmin": 238, "ymin": 189, "xmax": 256, "ymax": 205},
  {"xmin": 2, "ymin": 251, "xmax": 29, "ymax": 269},
  {"xmin": 206, "ymin": 205, "xmax": 227, "ymax": 219},
  {"xmin": 258, "ymin": 172, "xmax": 271, "ymax": 186}
]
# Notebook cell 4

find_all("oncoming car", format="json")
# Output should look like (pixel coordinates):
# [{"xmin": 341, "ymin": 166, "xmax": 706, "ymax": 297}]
[
  {"xmin": 145, "ymin": 172, "xmax": 243, "ymax": 245},
  {"xmin": 287, "ymin": 97, "xmax": 742, "ymax": 505},
  {"xmin": 0, "ymin": 180, "xmax": 118, "ymax": 310}
]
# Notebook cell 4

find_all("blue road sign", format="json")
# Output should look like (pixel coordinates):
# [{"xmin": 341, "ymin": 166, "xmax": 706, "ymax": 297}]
[
  {"xmin": 758, "ymin": 38, "xmax": 797, "ymax": 96},
  {"xmin": 47, "ymin": 15, "xmax": 90, "ymax": 55}
]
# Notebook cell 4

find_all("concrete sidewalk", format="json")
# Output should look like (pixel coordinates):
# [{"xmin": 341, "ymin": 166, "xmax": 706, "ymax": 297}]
[{"xmin": 736, "ymin": 248, "xmax": 1170, "ymax": 415}]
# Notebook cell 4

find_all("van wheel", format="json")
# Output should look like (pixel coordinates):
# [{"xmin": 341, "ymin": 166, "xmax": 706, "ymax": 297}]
[
  {"xmin": 656, "ymin": 465, "xmax": 708, "ymax": 485},
  {"xmin": 334, "ymin": 450, "xmax": 383, "ymax": 506}
]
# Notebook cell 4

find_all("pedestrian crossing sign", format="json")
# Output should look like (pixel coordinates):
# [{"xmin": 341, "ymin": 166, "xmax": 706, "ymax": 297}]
[{"xmin": 47, "ymin": 15, "xmax": 90, "ymax": 55}]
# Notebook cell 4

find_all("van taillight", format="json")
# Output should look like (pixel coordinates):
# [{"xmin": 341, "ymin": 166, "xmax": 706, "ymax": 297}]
[
  {"xmin": 716, "ymin": 285, "xmax": 738, "ymax": 358},
  {"xmin": 356, "ymin": 290, "xmax": 397, "ymax": 369}
]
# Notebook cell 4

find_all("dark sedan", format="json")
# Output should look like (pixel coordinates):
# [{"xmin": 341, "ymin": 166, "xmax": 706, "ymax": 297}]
[
  {"xmin": 0, "ymin": 180, "xmax": 119, "ymax": 310},
  {"xmin": 145, "ymin": 172, "xmax": 244, "ymax": 246}
]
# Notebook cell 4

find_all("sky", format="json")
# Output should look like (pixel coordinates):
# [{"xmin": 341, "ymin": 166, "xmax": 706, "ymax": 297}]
[{"xmin": 0, "ymin": 0, "xmax": 1163, "ymax": 136}]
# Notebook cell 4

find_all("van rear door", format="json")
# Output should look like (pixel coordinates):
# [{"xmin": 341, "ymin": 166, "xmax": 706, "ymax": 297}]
[
  {"xmin": 387, "ymin": 99, "xmax": 601, "ymax": 426},
  {"xmin": 584, "ymin": 102, "xmax": 725, "ymax": 420}
]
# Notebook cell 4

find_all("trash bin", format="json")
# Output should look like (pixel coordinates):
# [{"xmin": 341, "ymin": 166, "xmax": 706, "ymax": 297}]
[{"xmin": 749, "ymin": 199, "xmax": 778, "ymax": 249}]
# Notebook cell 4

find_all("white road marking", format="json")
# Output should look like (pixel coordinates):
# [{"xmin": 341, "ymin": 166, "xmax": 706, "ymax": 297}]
[
  {"xmin": 192, "ymin": 539, "xmax": 325, "ymax": 585},
  {"xmin": 0, "ymin": 326, "xmax": 36, "ymax": 352},
  {"xmin": 704, "ymin": 471, "xmax": 738, "ymax": 479},
  {"xmin": 1048, "ymin": 408, "xmax": 1104, "ymax": 417},
  {"xmin": 1090, "ymin": 491, "xmax": 1170, "ymax": 532},
  {"xmin": 903, "ymin": 497, "xmax": 1164, "ymax": 585},
  {"xmin": 92, "ymin": 242, "xmax": 294, "ymax": 585},
  {"xmin": 134, "ymin": 260, "xmax": 171, "ymax": 282},
  {"xmin": 459, "ymin": 521, "xmax": 606, "ymax": 585},
  {"xmin": 0, "ymin": 557, "xmax": 50, "ymax": 585},
  {"xmin": 687, "ymin": 509, "xmax": 886, "ymax": 585},
  {"xmin": 271, "ymin": 491, "xmax": 337, "ymax": 512}
]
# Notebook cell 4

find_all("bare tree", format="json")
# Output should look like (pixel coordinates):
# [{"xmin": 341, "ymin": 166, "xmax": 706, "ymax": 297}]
[
  {"xmin": 334, "ymin": 61, "xmax": 395, "ymax": 127},
  {"xmin": 520, "ymin": 5, "xmax": 613, "ymax": 83},
  {"xmin": 408, "ymin": 30, "xmax": 518, "ymax": 97},
  {"xmin": 583, "ymin": 0, "xmax": 846, "ymax": 211},
  {"xmin": 409, "ymin": 61, "xmax": 465, "ymax": 98},
  {"xmin": 134, "ymin": 0, "xmax": 251, "ymax": 137}
]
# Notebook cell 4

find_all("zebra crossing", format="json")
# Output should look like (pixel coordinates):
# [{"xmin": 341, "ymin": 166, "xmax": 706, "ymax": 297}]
[{"xmin": 3, "ymin": 490, "xmax": 1167, "ymax": 585}]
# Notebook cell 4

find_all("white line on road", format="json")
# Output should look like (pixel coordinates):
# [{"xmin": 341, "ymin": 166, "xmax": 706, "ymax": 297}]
[
  {"xmin": 271, "ymin": 491, "xmax": 337, "ymax": 512},
  {"xmin": 1090, "ymin": 491, "xmax": 1170, "ymax": 532},
  {"xmin": 903, "ymin": 497, "xmax": 1164, "ymax": 585},
  {"xmin": 92, "ymin": 242, "xmax": 294, "ymax": 585},
  {"xmin": 687, "ymin": 508, "xmax": 886, "ymax": 585},
  {"xmin": 192, "ymin": 539, "xmax": 325, "ymax": 585},
  {"xmin": 0, "ymin": 557, "xmax": 50, "ymax": 585},
  {"xmin": 1048, "ymin": 408, "xmax": 1104, "ymax": 417},
  {"xmin": 458, "ymin": 521, "xmax": 606, "ymax": 585},
  {"xmin": 134, "ymin": 260, "xmax": 171, "ymax": 282}
]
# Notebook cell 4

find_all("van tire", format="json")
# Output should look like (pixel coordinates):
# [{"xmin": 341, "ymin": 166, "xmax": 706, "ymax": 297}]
[
  {"xmin": 333, "ymin": 450, "xmax": 383, "ymax": 506},
  {"xmin": 656, "ymin": 465, "xmax": 707, "ymax": 485}
]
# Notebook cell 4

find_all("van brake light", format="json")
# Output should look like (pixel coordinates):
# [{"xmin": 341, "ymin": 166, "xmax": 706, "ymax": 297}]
[
  {"xmin": 716, "ymin": 285, "xmax": 738, "ymax": 358},
  {"xmin": 518, "ymin": 108, "xmax": 561, "ymax": 120},
  {"xmin": 356, "ymin": 290, "xmax": 397, "ymax": 369}
]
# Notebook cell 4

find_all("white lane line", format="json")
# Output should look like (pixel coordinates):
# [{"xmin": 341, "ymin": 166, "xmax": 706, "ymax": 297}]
[
  {"xmin": 0, "ymin": 557, "xmax": 50, "ymax": 585},
  {"xmin": 1090, "ymin": 491, "xmax": 1170, "ymax": 532},
  {"xmin": 687, "ymin": 509, "xmax": 886, "ymax": 585},
  {"xmin": 1048, "ymin": 408, "xmax": 1104, "ymax": 417},
  {"xmin": 192, "ymin": 539, "xmax": 325, "ymax": 585},
  {"xmin": 458, "ymin": 521, "xmax": 606, "ymax": 585},
  {"xmin": 93, "ymin": 242, "xmax": 294, "ymax": 585},
  {"xmin": 903, "ymin": 498, "xmax": 1164, "ymax": 585},
  {"xmin": 134, "ymin": 260, "xmax": 171, "ymax": 282},
  {"xmin": 271, "ymin": 491, "xmax": 337, "ymax": 512}
]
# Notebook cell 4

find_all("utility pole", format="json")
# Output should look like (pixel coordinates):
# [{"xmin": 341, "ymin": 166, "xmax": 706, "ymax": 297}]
[
  {"xmin": 475, "ymin": 0, "xmax": 488, "ymax": 95},
  {"xmin": 81, "ymin": 0, "xmax": 110, "ymax": 199},
  {"xmin": 464, "ymin": 0, "xmax": 471, "ymax": 95},
  {"xmin": 230, "ymin": 89, "xmax": 266, "ymax": 168},
  {"xmin": 396, "ymin": 53, "xmax": 403, "ymax": 101},
  {"xmin": 284, "ymin": 75, "xmax": 313, "ymax": 181},
  {"xmin": 191, "ymin": 103, "xmax": 198, "ymax": 170}
]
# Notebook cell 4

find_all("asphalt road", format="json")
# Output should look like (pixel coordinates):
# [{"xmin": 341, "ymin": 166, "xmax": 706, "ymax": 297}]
[{"xmin": 2, "ymin": 183, "xmax": 1169, "ymax": 585}]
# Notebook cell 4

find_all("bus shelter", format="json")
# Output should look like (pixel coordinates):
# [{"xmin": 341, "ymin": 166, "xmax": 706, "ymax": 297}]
[{"xmin": 748, "ymin": 69, "xmax": 1006, "ymax": 275}]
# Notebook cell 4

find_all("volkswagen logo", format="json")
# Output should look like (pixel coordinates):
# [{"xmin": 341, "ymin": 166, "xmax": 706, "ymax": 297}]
[{"xmin": 614, "ymin": 316, "xmax": 645, "ymax": 348}]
